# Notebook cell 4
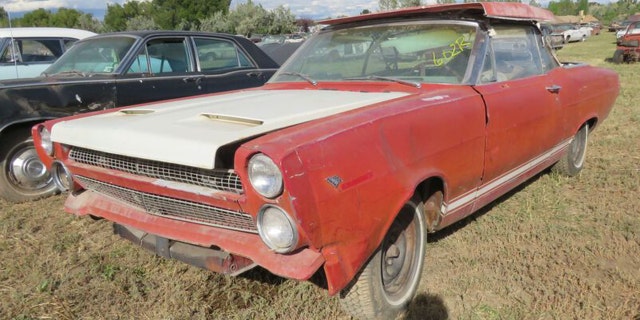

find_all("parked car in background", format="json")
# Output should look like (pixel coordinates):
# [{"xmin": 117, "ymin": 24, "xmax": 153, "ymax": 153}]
[
  {"xmin": 552, "ymin": 23, "xmax": 590, "ymax": 43},
  {"xmin": 541, "ymin": 23, "xmax": 564, "ymax": 50},
  {"xmin": 616, "ymin": 21, "xmax": 640, "ymax": 40},
  {"xmin": 32, "ymin": 3, "xmax": 619, "ymax": 319},
  {"xmin": 609, "ymin": 21, "xmax": 622, "ymax": 32},
  {"xmin": 0, "ymin": 27, "xmax": 95, "ymax": 80},
  {"xmin": 579, "ymin": 22, "xmax": 601, "ymax": 36},
  {"xmin": 613, "ymin": 20, "xmax": 640, "ymax": 63},
  {"xmin": 0, "ymin": 30, "xmax": 279, "ymax": 203}
]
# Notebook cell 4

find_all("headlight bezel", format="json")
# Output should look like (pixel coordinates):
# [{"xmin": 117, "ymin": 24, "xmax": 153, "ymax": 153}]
[
  {"xmin": 256, "ymin": 205, "xmax": 299, "ymax": 253},
  {"xmin": 248, "ymin": 153, "xmax": 283, "ymax": 198},
  {"xmin": 39, "ymin": 126, "xmax": 53, "ymax": 156}
]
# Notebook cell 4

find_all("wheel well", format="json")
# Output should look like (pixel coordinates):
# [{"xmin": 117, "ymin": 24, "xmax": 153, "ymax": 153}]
[
  {"xmin": 414, "ymin": 177, "xmax": 445, "ymax": 232},
  {"xmin": 0, "ymin": 121, "xmax": 44, "ymax": 155},
  {"xmin": 586, "ymin": 117, "xmax": 598, "ymax": 132}
]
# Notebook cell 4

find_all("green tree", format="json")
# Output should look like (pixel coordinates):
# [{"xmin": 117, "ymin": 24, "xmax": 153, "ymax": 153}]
[
  {"xmin": 0, "ymin": 7, "xmax": 8, "ymax": 27},
  {"xmin": 126, "ymin": 16, "xmax": 160, "ymax": 31},
  {"xmin": 268, "ymin": 5, "xmax": 296, "ymax": 34},
  {"xmin": 18, "ymin": 8, "xmax": 52, "ymax": 26},
  {"xmin": 76, "ymin": 13, "xmax": 103, "ymax": 33},
  {"xmin": 226, "ymin": 0, "xmax": 269, "ymax": 36},
  {"xmin": 152, "ymin": 0, "xmax": 231, "ymax": 30},
  {"xmin": 379, "ymin": 0, "xmax": 399, "ymax": 11},
  {"xmin": 49, "ymin": 8, "xmax": 82, "ymax": 27},
  {"xmin": 104, "ymin": 1, "xmax": 152, "ymax": 32},
  {"xmin": 577, "ymin": 0, "xmax": 589, "ymax": 14},
  {"xmin": 548, "ymin": 0, "xmax": 578, "ymax": 16},
  {"xmin": 400, "ymin": 0, "xmax": 421, "ymax": 7},
  {"xmin": 199, "ymin": 11, "xmax": 232, "ymax": 33}
]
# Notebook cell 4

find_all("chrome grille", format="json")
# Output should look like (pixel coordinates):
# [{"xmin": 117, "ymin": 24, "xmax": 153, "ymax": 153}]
[
  {"xmin": 76, "ymin": 176, "xmax": 257, "ymax": 233},
  {"xmin": 69, "ymin": 147, "xmax": 242, "ymax": 193}
]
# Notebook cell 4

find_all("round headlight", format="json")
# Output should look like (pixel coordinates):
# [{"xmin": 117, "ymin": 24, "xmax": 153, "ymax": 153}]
[
  {"xmin": 248, "ymin": 153, "xmax": 283, "ymax": 198},
  {"xmin": 257, "ymin": 205, "xmax": 298, "ymax": 253},
  {"xmin": 51, "ymin": 161, "xmax": 74, "ymax": 192},
  {"xmin": 39, "ymin": 126, "xmax": 53, "ymax": 156}
]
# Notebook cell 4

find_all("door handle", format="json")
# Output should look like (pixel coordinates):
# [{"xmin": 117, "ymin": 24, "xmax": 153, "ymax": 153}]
[
  {"xmin": 246, "ymin": 71, "xmax": 263, "ymax": 78},
  {"xmin": 182, "ymin": 76, "xmax": 203, "ymax": 84},
  {"xmin": 546, "ymin": 85, "xmax": 561, "ymax": 93}
]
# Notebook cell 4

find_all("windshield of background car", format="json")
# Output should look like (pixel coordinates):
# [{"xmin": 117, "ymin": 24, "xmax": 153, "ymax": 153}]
[
  {"xmin": 44, "ymin": 36, "xmax": 136, "ymax": 75},
  {"xmin": 272, "ymin": 21, "xmax": 478, "ymax": 85}
]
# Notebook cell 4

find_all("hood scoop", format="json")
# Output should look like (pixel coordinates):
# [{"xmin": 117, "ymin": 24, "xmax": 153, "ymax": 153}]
[
  {"xmin": 200, "ymin": 113, "xmax": 263, "ymax": 127},
  {"xmin": 119, "ymin": 109, "xmax": 156, "ymax": 115}
]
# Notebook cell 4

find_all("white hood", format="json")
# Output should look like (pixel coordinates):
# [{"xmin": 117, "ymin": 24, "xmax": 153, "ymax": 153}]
[{"xmin": 51, "ymin": 89, "xmax": 408, "ymax": 169}]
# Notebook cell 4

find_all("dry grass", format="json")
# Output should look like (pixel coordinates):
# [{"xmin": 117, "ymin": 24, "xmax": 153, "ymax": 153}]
[{"xmin": 1, "ymin": 32, "xmax": 638, "ymax": 320}]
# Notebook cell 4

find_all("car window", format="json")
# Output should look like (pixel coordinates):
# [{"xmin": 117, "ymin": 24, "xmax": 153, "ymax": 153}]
[
  {"xmin": 0, "ymin": 39, "xmax": 63, "ymax": 63},
  {"xmin": 481, "ymin": 25, "xmax": 546, "ymax": 83},
  {"xmin": 128, "ymin": 38, "xmax": 192, "ymax": 74},
  {"xmin": 274, "ymin": 22, "xmax": 477, "ymax": 85},
  {"xmin": 194, "ymin": 37, "xmax": 253, "ymax": 71},
  {"xmin": 45, "ymin": 36, "xmax": 135, "ymax": 74}
]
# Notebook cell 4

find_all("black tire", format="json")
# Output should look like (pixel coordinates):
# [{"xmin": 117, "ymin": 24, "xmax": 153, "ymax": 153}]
[
  {"xmin": 552, "ymin": 124, "xmax": 588, "ymax": 177},
  {"xmin": 340, "ymin": 194, "xmax": 428, "ymax": 319},
  {"xmin": 581, "ymin": 35, "xmax": 587, "ymax": 42},
  {"xmin": 612, "ymin": 50, "xmax": 624, "ymax": 64},
  {"xmin": 0, "ymin": 129, "xmax": 57, "ymax": 203}
]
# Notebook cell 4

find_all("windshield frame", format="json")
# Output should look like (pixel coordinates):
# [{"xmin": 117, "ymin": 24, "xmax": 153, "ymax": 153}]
[{"xmin": 271, "ymin": 19, "xmax": 481, "ymax": 86}]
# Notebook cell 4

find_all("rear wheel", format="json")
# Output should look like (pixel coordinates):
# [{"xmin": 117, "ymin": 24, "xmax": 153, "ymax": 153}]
[
  {"xmin": 552, "ymin": 124, "xmax": 588, "ymax": 177},
  {"xmin": 0, "ymin": 129, "xmax": 57, "ymax": 203},
  {"xmin": 612, "ymin": 50, "xmax": 624, "ymax": 64},
  {"xmin": 340, "ymin": 194, "xmax": 428, "ymax": 319}
]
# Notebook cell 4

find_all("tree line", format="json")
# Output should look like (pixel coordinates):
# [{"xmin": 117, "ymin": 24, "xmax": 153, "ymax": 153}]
[
  {"xmin": 2, "ymin": 0, "xmax": 640, "ymax": 35},
  {"xmin": 0, "ymin": 0, "xmax": 300, "ymax": 36}
]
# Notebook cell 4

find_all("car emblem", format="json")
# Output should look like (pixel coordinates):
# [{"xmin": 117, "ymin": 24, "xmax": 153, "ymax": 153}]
[{"xmin": 326, "ymin": 176, "xmax": 342, "ymax": 188}]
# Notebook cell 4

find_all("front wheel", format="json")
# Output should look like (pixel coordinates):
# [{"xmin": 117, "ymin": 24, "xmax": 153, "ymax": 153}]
[
  {"xmin": 340, "ymin": 194, "xmax": 428, "ymax": 319},
  {"xmin": 552, "ymin": 124, "xmax": 588, "ymax": 177},
  {"xmin": 0, "ymin": 129, "xmax": 57, "ymax": 203}
]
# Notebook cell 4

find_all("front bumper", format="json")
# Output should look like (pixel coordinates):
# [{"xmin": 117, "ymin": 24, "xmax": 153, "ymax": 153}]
[{"xmin": 65, "ymin": 190, "xmax": 325, "ymax": 281}]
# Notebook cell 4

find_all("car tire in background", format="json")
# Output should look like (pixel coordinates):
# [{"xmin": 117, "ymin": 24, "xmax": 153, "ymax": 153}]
[
  {"xmin": 612, "ymin": 49, "xmax": 624, "ymax": 64},
  {"xmin": 0, "ymin": 129, "xmax": 58, "ymax": 203}
]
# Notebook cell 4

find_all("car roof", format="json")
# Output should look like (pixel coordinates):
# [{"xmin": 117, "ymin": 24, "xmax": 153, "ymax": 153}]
[
  {"xmin": 322, "ymin": 2, "xmax": 555, "ymax": 25},
  {"xmin": 0, "ymin": 27, "xmax": 96, "ymax": 39},
  {"xmin": 82, "ymin": 30, "xmax": 247, "ymax": 41}
]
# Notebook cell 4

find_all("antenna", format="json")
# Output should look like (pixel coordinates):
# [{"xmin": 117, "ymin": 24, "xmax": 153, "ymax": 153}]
[{"xmin": 7, "ymin": 10, "xmax": 20, "ymax": 78}]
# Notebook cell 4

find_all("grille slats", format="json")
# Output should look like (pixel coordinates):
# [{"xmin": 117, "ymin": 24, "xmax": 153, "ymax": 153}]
[
  {"xmin": 76, "ymin": 176, "xmax": 257, "ymax": 233},
  {"xmin": 69, "ymin": 147, "xmax": 242, "ymax": 193}
]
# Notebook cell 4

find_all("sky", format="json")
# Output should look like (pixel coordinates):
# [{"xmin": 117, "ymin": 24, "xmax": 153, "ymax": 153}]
[{"xmin": 0, "ymin": 0, "xmax": 383, "ymax": 19}]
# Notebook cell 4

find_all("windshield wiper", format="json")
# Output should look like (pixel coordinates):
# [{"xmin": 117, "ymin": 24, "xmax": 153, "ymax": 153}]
[
  {"xmin": 344, "ymin": 75, "xmax": 421, "ymax": 88},
  {"xmin": 279, "ymin": 72, "xmax": 317, "ymax": 86}
]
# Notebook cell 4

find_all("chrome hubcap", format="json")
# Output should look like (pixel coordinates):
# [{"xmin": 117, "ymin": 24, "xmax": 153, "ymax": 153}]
[{"xmin": 9, "ymin": 148, "xmax": 51, "ymax": 190}]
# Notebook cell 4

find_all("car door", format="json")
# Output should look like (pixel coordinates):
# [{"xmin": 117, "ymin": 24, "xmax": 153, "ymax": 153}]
[
  {"xmin": 193, "ymin": 36, "xmax": 270, "ymax": 93},
  {"xmin": 115, "ymin": 36, "xmax": 205, "ymax": 107},
  {"xmin": 474, "ymin": 25, "xmax": 565, "ymax": 186}
]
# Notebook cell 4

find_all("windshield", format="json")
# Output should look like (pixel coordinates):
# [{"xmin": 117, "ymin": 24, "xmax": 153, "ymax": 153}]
[
  {"xmin": 272, "ymin": 22, "xmax": 477, "ymax": 85},
  {"xmin": 44, "ymin": 36, "xmax": 136, "ymax": 75}
]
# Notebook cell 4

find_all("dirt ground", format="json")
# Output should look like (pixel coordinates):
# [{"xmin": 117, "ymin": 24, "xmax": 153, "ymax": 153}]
[{"xmin": 1, "ymin": 33, "xmax": 638, "ymax": 319}]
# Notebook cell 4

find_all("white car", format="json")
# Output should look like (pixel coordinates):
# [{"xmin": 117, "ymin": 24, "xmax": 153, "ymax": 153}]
[
  {"xmin": 0, "ymin": 27, "xmax": 95, "ymax": 80},
  {"xmin": 552, "ymin": 23, "xmax": 590, "ymax": 43}
]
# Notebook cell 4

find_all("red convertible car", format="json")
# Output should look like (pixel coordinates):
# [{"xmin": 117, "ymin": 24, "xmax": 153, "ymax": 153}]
[{"xmin": 33, "ymin": 3, "xmax": 618, "ymax": 319}]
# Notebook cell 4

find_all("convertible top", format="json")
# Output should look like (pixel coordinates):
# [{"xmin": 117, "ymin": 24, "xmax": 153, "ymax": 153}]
[{"xmin": 322, "ymin": 2, "xmax": 555, "ymax": 25}]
